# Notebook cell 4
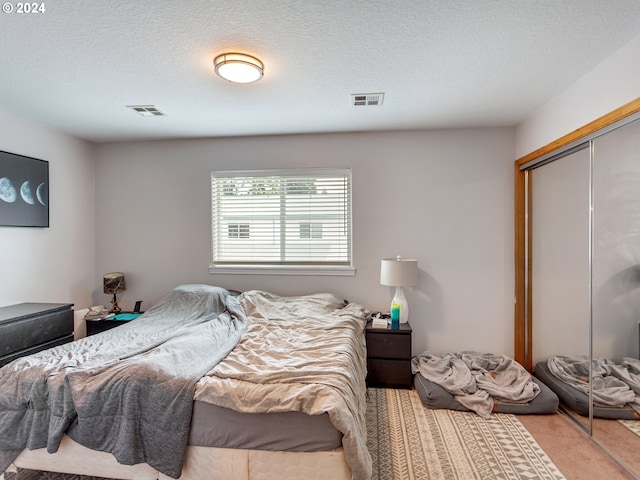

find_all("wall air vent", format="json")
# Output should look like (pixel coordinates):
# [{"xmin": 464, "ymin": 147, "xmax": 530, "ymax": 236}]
[
  {"xmin": 351, "ymin": 93, "xmax": 384, "ymax": 106},
  {"xmin": 126, "ymin": 105, "xmax": 167, "ymax": 117}
]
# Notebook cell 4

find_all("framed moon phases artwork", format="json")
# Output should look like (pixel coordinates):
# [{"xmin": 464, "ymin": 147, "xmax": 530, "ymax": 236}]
[{"xmin": 0, "ymin": 151, "xmax": 49, "ymax": 227}]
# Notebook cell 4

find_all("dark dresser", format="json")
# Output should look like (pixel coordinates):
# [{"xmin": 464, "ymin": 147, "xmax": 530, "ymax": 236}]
[
  {"xmin": 0, "ymin": 303, "xmax": 74, "ymax": 367},
  {"xmin": 365, "ymin": 321, "xmax": 413, "ymax": 388}
]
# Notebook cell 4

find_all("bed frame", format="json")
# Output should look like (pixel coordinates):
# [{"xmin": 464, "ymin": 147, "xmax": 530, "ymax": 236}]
[{"xmin": 13, "ymin": 435, "xmax": 352, "ymax": 480}]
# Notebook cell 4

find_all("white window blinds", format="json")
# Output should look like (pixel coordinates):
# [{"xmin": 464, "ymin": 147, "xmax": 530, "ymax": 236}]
[{"xmin": 211, "ymin": 168, "xmax": 352, "ymax": 270}]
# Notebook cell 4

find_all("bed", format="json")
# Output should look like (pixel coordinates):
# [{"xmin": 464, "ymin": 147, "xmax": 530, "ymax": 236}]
[
  {"xmin": 0, "ymin": 285, "xmax": 372, "ymax": 480},
  {"xmin": 534, "ymin": 356, "xmax": 640, "ymax": 420}
]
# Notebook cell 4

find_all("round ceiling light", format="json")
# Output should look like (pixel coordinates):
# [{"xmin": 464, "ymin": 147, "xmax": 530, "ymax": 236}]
[{"xmin": 214, "ymin": 53, "xmax": 264, "ymax": 84}]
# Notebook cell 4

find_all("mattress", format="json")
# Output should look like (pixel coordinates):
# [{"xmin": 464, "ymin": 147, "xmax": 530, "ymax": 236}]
[
  {"xmin": 414, "ymin": 372, "xmax": 559, "ymax": 414},
  {"xmin": 534, "ymin": 361, "xmax": 638, "ymax": 419},
  {"xmin": 189, "ymin": 400, "xmax": 342, "ymax": 451}
]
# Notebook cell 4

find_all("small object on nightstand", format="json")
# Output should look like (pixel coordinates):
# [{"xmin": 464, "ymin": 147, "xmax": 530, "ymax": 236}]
[
  {"xmin": 372, "ymin": 317, "xmax": 388, "ymax": 328},
  {"xmin": 113, "ymin": 313, "xmax": 142, "ymax": 321},
  {"xmin": 380, "ymin": 256, "xmax": 419, "ymax": 324},
  {"xmin": 103, "ymin": 272, "xmax": 126, "ymax": 313},
  {"xmin": 371, "ymin": 312, "xmax": 389, "ymax": 329},
  {"xmin": 390, "ymin": 303, "xmax": 400, "ymax": 330},
  {"xmin": 84, "ymin": 305, "xmax": 113, "ymax": 321}
]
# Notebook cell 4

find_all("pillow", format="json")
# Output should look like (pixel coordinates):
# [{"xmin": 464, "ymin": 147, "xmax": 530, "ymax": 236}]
[{"xmin": 145, "ymin": 284, "xmax": 230, "ymax": 322}]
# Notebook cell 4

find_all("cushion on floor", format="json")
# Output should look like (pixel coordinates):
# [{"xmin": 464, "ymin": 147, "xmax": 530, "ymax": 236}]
[
  {"xmin": 414, "ymin": 372, "xmax": 559, "ymax": 415},
  {"xmin": 534, "ymin": 361, "xmax": 638, "ymax": 419}
]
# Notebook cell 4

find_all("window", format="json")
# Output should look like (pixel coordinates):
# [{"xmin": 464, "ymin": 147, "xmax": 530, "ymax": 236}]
[
  {"xmin": 228, "ymin": 224, "xmax": 250, "ymax": 239},
  {"xmin": 300, "ymin": 223, "xmax": 322, "ymax": 239},
  {"xmin": 211, "ymin": 168, "xmax": 353, "ymax": 274}
]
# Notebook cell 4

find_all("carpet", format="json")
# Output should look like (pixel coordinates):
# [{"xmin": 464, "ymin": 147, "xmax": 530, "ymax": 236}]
[
  {"xmin": 367, "ymin": 387, "xmax": 566, "ymax": 480},
  {"xmin": 619, "ymin": 419, "xmax": 640, "ymax": 438}
]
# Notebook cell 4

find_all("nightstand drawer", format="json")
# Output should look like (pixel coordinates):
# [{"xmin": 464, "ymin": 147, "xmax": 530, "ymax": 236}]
[
  {"xmin": 367, "ymin": 358, "xmax": 412, "ymax": 389},
  {"xmin": 86, "ymin": 319, "xmax": 128, "ymax": 336},
  {"xmin": 366, "ymin": 332, "xmax": 411, "ymax": 359}
]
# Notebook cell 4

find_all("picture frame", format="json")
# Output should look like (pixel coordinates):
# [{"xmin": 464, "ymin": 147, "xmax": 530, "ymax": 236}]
[{"xmin": 0, "ymin": 150, "xmax": 49, "ymax": 227}]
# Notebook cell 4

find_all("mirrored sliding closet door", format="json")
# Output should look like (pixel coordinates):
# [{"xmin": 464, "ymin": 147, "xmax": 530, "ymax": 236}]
[
  {"xmin": 524, "ymin": 112, "xmax": 640, "ymax": 479},
  {"xmin": 531, "ymin": 146, "xmax": 590, "ymax": 372},
  {"xmin": 591, "ymin": 118, "xmax": 640, "ymax": 477}
]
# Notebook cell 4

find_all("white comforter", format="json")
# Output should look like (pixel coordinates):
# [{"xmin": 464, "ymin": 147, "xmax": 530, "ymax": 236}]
[{"xmin": 194, "ymin": 290, "xmax": 372, "ymax": 480}]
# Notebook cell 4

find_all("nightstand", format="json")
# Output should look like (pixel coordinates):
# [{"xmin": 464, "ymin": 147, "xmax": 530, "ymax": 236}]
[
  {"xmin": 86, "ymin": 312, "xmax": 143, "ymax": 336},
  {"xmin": 365, "ymin": 321, "xmax": 413, "ymax": 389}
]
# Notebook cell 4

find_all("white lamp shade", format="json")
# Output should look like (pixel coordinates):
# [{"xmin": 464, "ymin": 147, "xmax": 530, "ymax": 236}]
[{"xmin": 380, "ymin": 256, "xmax": 418, "ymax": 286}]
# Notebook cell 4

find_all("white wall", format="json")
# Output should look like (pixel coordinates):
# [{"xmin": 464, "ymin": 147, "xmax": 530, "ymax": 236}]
[
  {"xmin": 95, "ymin": 128, "xmax": 515, "ymax": 357},
  {"xmin": 0, "ymin": 110, "xmax": 96, "ymax": 311},
  {"xmin": 516, "ymin": 33, "xmax": 640, "ymax": 158}
]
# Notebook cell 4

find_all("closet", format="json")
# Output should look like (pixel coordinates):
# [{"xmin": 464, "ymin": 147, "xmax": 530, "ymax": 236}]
[{"xmin": 515, "ymin": 99, "xmax": 640, "ymax": 479}]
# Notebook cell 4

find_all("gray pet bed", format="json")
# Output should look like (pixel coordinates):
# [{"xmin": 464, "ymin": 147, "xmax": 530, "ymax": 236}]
[
  {"xmin": 414, "ymin": 373, "xmax": 559, "ymax": 415},
  {"xmin": 534, "ymin": 361, "xmax": 638, "ymax": 419}
]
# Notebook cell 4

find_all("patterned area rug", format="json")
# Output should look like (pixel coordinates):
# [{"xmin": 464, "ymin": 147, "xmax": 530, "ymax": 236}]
[
  {"xmin": 619, "ymin": 419, "xmax": 640, "ymax": 438},
  {"xmin": 367, "ymin": 388, "xmax": 566, "ymax": 480}
]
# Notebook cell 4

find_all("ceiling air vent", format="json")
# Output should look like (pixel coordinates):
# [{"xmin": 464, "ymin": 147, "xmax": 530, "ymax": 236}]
[
  {"xmin": 126, "ymin": 105, "xmax": 167, "ymax": 117},
  {"xmin": 351, "ymin": 93, "xmax": 384, "ymax": 106}
]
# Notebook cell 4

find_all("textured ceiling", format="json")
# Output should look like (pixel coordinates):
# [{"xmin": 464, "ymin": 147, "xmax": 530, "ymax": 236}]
[{"xmin": 1, "ymin": 0, "xmax": 640, "ymax": 143}]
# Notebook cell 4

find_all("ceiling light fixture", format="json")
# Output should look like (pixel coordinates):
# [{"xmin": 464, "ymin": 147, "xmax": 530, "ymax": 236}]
[{"xmin": 214, "ymin": 52, "xmax": 264, "ymax": 84}]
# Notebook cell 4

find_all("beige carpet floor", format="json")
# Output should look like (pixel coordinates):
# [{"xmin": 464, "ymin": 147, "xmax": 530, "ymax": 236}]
[
  {"xmin": 535, "ymin": 405, "xmax": 640, "ymax": 478},
  {"xmin": 516, "ymin": 412, "xmax": 636, "ymax": 479}
]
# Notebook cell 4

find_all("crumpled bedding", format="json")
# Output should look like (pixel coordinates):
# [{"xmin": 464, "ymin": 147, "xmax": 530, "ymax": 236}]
[
  {"xmin": 547, "ymin": 355, "xmax": 640, "ymax": 414},
  {"xmin": 411, "ymin": 351, "xmax": 540, "ymax": 419},
  {"xmin": 0, "ymin": 284, "xmax": 247, "ymax": 479},
  {"xmin": 194, "ymin": 290, "xmax": 372, "ymax": 480}
]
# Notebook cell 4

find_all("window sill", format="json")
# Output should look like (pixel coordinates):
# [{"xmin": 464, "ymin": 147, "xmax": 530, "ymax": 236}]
[{"xmin": 209, "ymin": 265, "xmax": 356, "ymax": 276}]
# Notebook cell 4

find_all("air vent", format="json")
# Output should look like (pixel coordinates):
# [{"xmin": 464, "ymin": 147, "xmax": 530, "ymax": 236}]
[
  {"xmin": 351, "ymin": 93, "xmax": 384, "ymax": 106},
  {"xmin": 126, "ymin": 105, "xmax": 167, "ymax": 117}
]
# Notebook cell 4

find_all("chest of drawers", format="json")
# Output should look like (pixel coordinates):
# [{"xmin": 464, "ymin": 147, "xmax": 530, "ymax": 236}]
[{"xmin": 365, "ymin": 321, "xmax": 412, "ymax": 389}]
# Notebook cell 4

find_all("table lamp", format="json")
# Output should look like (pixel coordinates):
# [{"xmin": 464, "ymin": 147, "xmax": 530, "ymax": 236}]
[
  {"xmin": 380, "ymin": 256, "xmax": 418, "ymax": 324},
  {"xmin": 104, "ymin": 272, "xmax": 126, "ymax": 313}
]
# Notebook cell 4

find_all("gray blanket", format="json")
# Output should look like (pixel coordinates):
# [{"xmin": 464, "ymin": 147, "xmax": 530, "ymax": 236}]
[
  {"xmin": 547, "ymin": 355, "xmax": 640, "ymax": 413},
  {"xmin": 0, "ymin": 284, "xmax": 247, "ymax": 479},
  {"xmin": 412, "ymin": 351, "xmax": 540, "ymax": 418}
]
